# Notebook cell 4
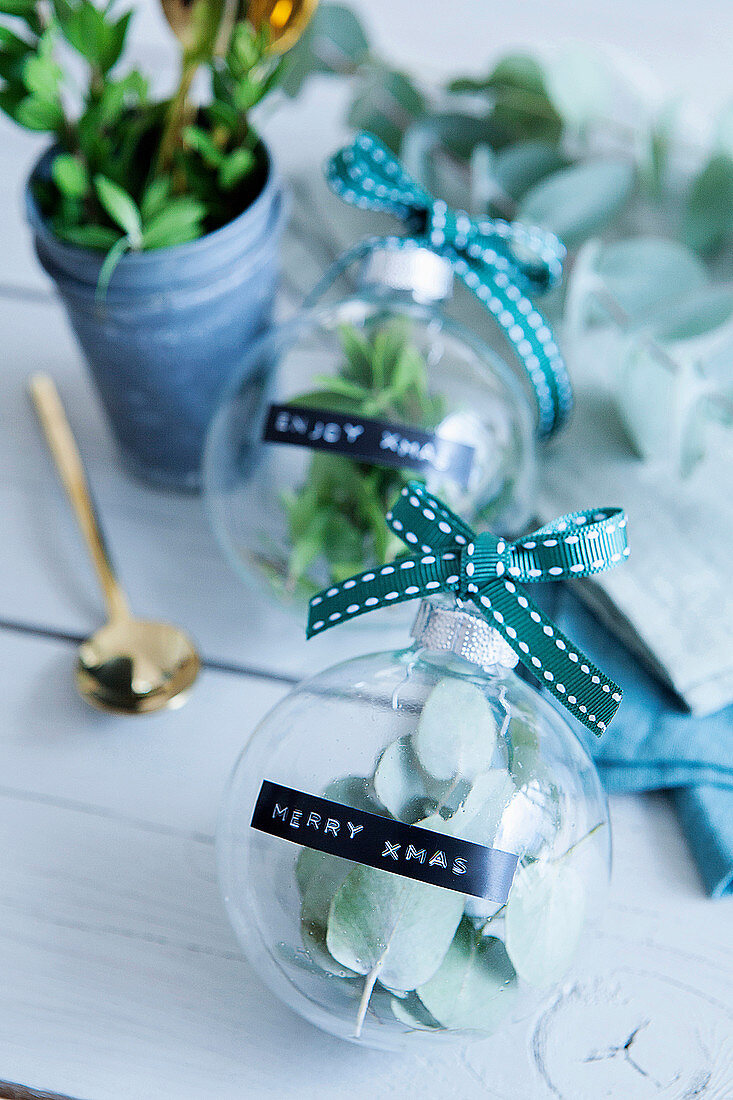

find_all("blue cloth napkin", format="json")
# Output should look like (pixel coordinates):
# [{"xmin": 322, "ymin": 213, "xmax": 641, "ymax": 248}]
[{"xmin": 535, "ymin": 585, "xmax": 733, "ymax": 897}]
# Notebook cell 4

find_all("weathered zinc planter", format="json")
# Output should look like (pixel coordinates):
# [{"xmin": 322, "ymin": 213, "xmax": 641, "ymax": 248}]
[{"xmin": 26, "ymin": 146, "xmax": 286, "ymax": 490}]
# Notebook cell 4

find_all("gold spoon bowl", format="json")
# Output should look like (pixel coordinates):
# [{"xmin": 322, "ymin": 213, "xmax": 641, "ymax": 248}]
[{"xmin": 30, "ymin": 374, "xmax": 201, "ymax": 715}]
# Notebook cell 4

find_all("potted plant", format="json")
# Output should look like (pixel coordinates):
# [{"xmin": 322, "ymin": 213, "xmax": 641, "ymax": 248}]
[{"xmin": 0, "ymin": 0, "xmax": 317, "ymax": 488}]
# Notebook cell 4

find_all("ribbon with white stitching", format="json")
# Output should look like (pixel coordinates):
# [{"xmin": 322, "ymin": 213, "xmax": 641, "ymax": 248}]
[
  {"xmin": 326, "ymin": 131, "xmax": 572, "ymax": 439},
  {"xmin": 306, "ymin": 481, "xmax": 630, "ymax": 734}
]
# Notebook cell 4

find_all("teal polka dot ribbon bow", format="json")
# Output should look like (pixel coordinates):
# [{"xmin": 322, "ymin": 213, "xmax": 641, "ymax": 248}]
[
  {"xmin": 307, "ymin": 482, "xmax": 630, "ymax": 734},
  {"xmin": 326, "ymin": 131, "xmax": 571, "ymax": 439}
]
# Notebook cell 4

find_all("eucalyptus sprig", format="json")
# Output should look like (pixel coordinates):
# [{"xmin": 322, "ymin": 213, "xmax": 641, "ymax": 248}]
[
  {"xmin": 280, "ymin": 320, "xmax": 445, "ymax": 594},
  {"xmin": 295, "ymin": 676, "xmax": 603, "ymax": 1036}
]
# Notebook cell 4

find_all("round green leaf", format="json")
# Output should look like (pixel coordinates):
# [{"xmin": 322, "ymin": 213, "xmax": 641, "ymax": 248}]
[
  {"xmin": 505, "ymin": 860, "xmax": 586, "ymax": 987},
  {"xmin": 519, "ymin": 159, "xmax": 635, "ymax": 248},
  {"xmin": 543, "ymin": 46, "xmax": 611, "ymax": 132},
  {"xmin": 417, "ymin": 918, "xmax": 517, "ymax": 1031},
  {"xmin": 324, "ymin": 775, "xmax": 382, "ymax": 815},
  {"xmin": 592, "ymin": 237, "xmax": 708, "ymax": 323},
  {"xmin": 297, "ymin": 848, "xmax": 356, "ymax": 977},
  {"xmin": 326, "ymin": 865, "xmax": 463, "ymax": 991},
  {"xmin": 493, "ymin": 141, "xmax": 569, "ymax": 201},
  {"xmin": 374, "ymin": 735, "xmax": 430, "ymax": 821},
  {"xmin": 683, "ymin": 154, "xmax": 733, "ymax": 255},
  {"xmin": 413, "ymin": 678, "xmax": 498, "ymax": 781}
]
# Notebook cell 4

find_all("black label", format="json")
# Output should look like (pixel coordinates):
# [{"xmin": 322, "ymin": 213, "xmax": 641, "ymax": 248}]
[
  {"xmin": 251, "ymin": 780, "xmax": 518, "ymax": 902},
  {"xmin": 262, "ymin": 404, "xmax": 475, "ymax": 490}
]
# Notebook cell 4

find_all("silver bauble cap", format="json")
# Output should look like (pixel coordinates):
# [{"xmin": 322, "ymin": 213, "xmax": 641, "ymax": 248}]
[
  {"xmin": 360, "ymin": 245, "xmax": 454, "ymax": 304},
  {"xmin": 411, "ymin": 598, "xmax": 519, "ymax": 672}
]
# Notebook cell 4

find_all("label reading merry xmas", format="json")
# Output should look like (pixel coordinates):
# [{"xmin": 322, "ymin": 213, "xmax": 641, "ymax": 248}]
[
  {"xmin": 263, "ymin": 404, "xmax": 475, "ymax": 490},
  {"xmin": 251, "ymin": 780, "xmax": 518, "ymax": 902}
]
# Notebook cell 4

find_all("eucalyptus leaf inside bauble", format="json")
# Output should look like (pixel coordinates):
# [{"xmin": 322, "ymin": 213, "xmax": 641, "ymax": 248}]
[
  {"xmin": 505, "ymin": 859, "xmax": 586, "ymax": 987},
  {"xmin": 326, "ymin": 864, "xmax": 464, "ymax": 993},
  {"xmin": 412, "ymin": 678, "xmax": 498, "ymax": 782},
  {"xmin": 417, "ymin": 917, "xmax": 517, "ymax": 1031}
]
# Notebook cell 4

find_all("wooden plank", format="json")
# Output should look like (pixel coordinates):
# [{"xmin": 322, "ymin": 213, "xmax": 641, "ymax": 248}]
[{"xmin": 0, "ymin": 629, "xmax": 731, "ymax": 1099}]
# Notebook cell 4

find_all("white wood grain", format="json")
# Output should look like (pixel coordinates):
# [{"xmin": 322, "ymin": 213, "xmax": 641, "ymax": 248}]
[
  {"xmin": 0, "ymin": 628, "xmax": 731, "ymax": 1100},
  {"xmin": 1, "ymin": 9, "xmax": 733, "ymax": 1095}
]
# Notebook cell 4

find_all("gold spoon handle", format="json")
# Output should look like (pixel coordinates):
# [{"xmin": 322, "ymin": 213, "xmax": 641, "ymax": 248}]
[{"xmin": 29, "ymin": 374, "xmax": 130, "ymax": 622}]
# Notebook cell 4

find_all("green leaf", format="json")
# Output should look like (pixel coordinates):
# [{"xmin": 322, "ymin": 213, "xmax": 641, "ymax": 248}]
[
  {"xmin": 542, "ymin": 46, "xmax": 611, "ymax": 133},
  {"xmin": 450, "ymin": 54, "xmax": 562, "ymax": 149},
  {"xmin": 412, "ymin": 678, "xmax": 498, "ymax": 782},
  {"xmin": 326, "ymin": 863, "xmax": 464, "ymax": 991},
  {"xmin": 649, "ymin": 284, "xmax": 733, "ymax": 342},
  {"xmin": 348, "ymin": 65, "xmax": 426, "ymax": 154},
  {"xmin": 94, "ymin": 174, "xmax": 142, "ymax": 244},
  {"xmin": 14, "ymin": 93, "xmax": 63, "ymax": 130},
  {"xmin": 682, "ymin": 153, "xmax": 733, "ymax": 255},
  {"xmin": 140, "ymin": 176, "xmax": 171, "ymax": 222},
  {"xmin": 297, "ymin": 848, "xmax": 357, "ymax": 977},
  {"xmin": 95, "ymin": 233, "xmax": 130, "ymax": 300},
  {"xmin": 0, "ymin": 0, "xmax": 37, "ymax": 14},
  {"xmin": 218, "ymin": 146, "xmax": 256, "ymax": 190},
  {"xmin": 51, "ymin": 152, "xmax": 89, "ymax": 199},
  {"xmin": 141, "ymin": 197, "xmax": 206, "ymax": 250},
  {"xmin": 183, "ymin": 124, "xmax": 225, "ymax": 168},
  {"xmin": 590, "ymin": 237, "xmax": 708, "ymax": 323},
  {"xmin": 444, "ymin": 769, "xmax": 515, "ymax": 845},
  {"xmin": 417, "ymin": 918, "xmax": 517, "ymax": 1031},
  {"xmin": 22, "ymin": 51, "xmax": 61, "ymax": 99},
  {"xmin": 338, "ymin": 324, "xmax": 374, "ymax": 386},
  {"xmin": 279, "ymin": 1, "xmax": 370, "ymax": 98},
  {"xmin": 373, "ymin": 736, "xmax": 431, "ymax": 822},
  {"xmin": 324, "ymin": 776, "xmax": 381, "ymax": 815},
  {"xmin": 52, "ymin": 222, "xmax": 121, "ymax": 249},
  {"xmin": 508, "ymin": 716, "xmax": 543, "ymax": 788},
  {"xmin": 505, "ymin": 860, "xmax": 586, "ymax": 987},
  {"xmin": 0, "ymin": 25, "xmax": 34, "ymax": 57},
  {"xmin": 391, "ymin": 991, "xmax": 443, "ymax": 1030},
  {"xmin": 493, "ymin": 141, "xmax": 568, "ymax": 201},
  {"xmin": 519, "ymin": 159, "xmax": 635, "ymax": 248}
]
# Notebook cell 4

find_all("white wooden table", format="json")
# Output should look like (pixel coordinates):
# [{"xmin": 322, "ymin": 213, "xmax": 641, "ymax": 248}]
[{"xmin": 1, "ymin": 4, "xmax": 732, "ymax": 1096}]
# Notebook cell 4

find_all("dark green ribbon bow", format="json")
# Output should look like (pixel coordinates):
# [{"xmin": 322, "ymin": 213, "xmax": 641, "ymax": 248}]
[
  {"xmin": 326, "ymin": 131, "xmax": 572, "ymax": 439},
  {"xmin": 307, "ymin": 481, "xmax": 629, "ymax": 734}
]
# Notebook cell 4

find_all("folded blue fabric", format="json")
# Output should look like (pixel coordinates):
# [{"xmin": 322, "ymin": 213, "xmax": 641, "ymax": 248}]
[{"xmin": 534, "ymin": 584, "xmax": 733, "ymax": 897}]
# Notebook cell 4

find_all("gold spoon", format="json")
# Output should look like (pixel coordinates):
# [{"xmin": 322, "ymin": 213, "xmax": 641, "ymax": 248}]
[{"xmin": 29, "ymin": 374, "xmax": 201, "ymax": 715}]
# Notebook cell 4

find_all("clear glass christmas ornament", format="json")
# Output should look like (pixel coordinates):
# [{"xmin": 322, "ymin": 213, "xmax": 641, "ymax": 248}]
[
  {"xmin": 218, "ymin": 596, "xmax": 610, "ymax": 1050},
  {"xmin": 204, "ymin": 243, "xmax": 536, "ymax": 613}
]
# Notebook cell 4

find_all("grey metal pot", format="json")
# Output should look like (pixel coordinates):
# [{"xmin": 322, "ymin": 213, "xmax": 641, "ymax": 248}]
[{"xmin": 26, "ymin": 146, "xmax": 287, "ymax": 490}]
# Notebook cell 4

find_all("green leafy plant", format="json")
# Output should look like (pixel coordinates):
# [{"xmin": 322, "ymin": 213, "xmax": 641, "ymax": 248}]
[
  {"xmin": 279, "ymin": 320, "xmax": 445, "ymax": 594},
  {"xmin": 294, "ymin": 676, "xmax": 604, "ymax": 1037},
  {"xmin": 0, "ymin": 0, "xmax": 327, "ymax": 255}
]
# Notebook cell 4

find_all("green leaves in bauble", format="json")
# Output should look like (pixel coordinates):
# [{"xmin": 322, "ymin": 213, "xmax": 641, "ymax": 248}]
[
  {"xmin": 416, "ymin": 917, "xmax": 517, "ymax": 1032},
  {"xmin": 326, "ymin": 864, "xmax": 463, "ymax": 1033}
]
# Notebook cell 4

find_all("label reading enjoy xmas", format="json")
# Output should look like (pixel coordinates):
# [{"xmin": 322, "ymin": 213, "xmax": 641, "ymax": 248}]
[
  {"xmin": 251, "ymin": 780, "xmax": 518, "ymax": 902},
  {"xmin": 263, "ymin": 404, "xmax": 475, "ymax": 490}
]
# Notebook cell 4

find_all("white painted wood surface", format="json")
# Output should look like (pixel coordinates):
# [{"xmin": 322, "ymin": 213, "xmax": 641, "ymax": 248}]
[{"xmin": 1, "ymin": 5, "xmax": 732, "ymax": 1096}]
